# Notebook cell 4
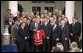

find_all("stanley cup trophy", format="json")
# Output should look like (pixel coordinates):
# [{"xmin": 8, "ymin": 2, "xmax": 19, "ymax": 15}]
[{"xmin": 2, "ymin": 25, "xmax": 10, "ymax": 45}]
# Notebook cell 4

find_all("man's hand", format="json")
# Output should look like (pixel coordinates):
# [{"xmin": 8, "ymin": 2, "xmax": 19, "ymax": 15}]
[
  {"xmin": 56, "ymin": 38, "xmax": 59, "ymax": 41},
  {"xmin": 47, "ymin": 36, "xmax": 50, "ymax": 39},
  {"xmin": 33, "ymin": 29, "xmax": 36, "ymax": 31},
  {"xmin": 25, "ymin": 37, "xmax": 27, "ymax": 39},
  {"xmin": 70, "ymin": 33, "xmax": 73, "ymax": 36},
  {"xmin": 65, "ymin": 37, "xmax": 67, "ymax": 40}
]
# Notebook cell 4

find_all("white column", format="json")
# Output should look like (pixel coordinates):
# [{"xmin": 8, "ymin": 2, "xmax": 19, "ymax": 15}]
[
  {"xmin": 9, "ymin": 1, "xmax": 18, "ymax": 17},
  {"xmin": 65, "ymin": 1, "xmax": 74, "ymax": 24}
]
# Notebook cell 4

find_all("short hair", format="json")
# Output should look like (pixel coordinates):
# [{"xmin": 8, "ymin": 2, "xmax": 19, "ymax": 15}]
[
  {"xmin": 20, "ymin": 22, "xmax": 26, "ymax": 26},
  {"xmin": 23, "ymin": 17, "xmax": 28, "ymax": 20},
  {"xmin": 56, "ymin": 42, "xmax": 63, "ymax": 46},
  {"xmin": 52, "ymin": 47, "xmax": 62, "ymax": 52},
  {"xmin": 7, "ymin": 9, "xmax": 11, "ymax": 11},
  {"xmin": 60, "ymin": 19, "xmax": 65, "ymax": 23},
  {"xmin": 53, "ymin": 15, "xmax": 57, "ymax": 18},
  {"xmin": 50, "ymin": 16, "xmax": 55, "ymax": 20},
  {"xmin": 64, "ymin": 17, "xmax": 68, "ymax": 19},
  {"xmin": 73, "ymin": 16, "xmax": 78, "ymax": 20}
]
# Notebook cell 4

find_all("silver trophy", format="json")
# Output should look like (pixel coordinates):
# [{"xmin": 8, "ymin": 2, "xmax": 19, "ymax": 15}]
[{"xmin": 2, "ymin": 25, "xmax": 10, "ymax": 45}]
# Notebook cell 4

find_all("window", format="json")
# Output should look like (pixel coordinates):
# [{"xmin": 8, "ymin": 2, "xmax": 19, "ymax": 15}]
[
  {"xmin": 37, "ymin": 7, "xmax": 41, "ymax": 12},
  {"xmin": 45, "ymin": 7, "xmax": 53, "ymax": 12},
  {"xmin": 32, "ymin": 6, "xmax": 41, "ymax": 12},
  {"xmin": 32, "ymin": 7, "xmax": 36, "ymax": 12}
]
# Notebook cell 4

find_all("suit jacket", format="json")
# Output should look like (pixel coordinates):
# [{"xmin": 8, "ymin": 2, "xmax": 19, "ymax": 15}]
[
  {"xmin": 65, "ymin": 21, "xmax": 71, "ymax": 35},
  {"xmin": 51, "ymin": 24, "xmax": 59, "ymax": 40},
  {"xmin": 42, "ymin": 22, "xmax": 51, "ymax": 37},
  {"xmin": 71, "ymin": 22, "xmax": 81, "ymax": 36},
  {"xmin": 11, "ymin": 24, "xmax": 19, "ymax": 38},
  {"xmin": 60, "ymin": 24, "xmax": 69, "ymax": 51},
  {"xmin": 24, "ymin": 24, "xmax": 30, "ymax": 39},
  {"xmin": 60, "ymin": 24, "xmax": 69, "ymax": 41},
  {"xmin": 29, "ymin": 22, "xmax": 41, "ymax": 31},
  {"xmin": 17, "ymin": 26, "xmax": 27, "ymax": 43}
]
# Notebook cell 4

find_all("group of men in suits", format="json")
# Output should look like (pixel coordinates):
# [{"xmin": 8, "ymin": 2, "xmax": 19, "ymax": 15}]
[{"xmin": 4, "ymin": 9, "xmax": 81, "ymax": 52}]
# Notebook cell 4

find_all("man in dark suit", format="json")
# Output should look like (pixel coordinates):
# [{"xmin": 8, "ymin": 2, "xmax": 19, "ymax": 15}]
[
  {"xmin": 41, "ymin": 17, "xmax": 51, "ymax": 52},
  {"xmin": 29, "ymin": 17, "xmax": 41, "ymax": 32},
  {"xmin": 24, "ymin": 18, "xmax": 31, "ymax": 52},
  {"xmin": 29, "ymin": 17, "xmax": 42, "ymax": 52},
  {"xmin": 50, "ymin": 17, "xmax": 60, "ymax": 48},
  {"xmin": 53, "ymin": 9, "xmax": 59, "ymax": 19},
  {"xmin": 17, "ymin": 22, "xmax": 30, "ymax": 52},
  {"xmin": 63, "ymin": 17, "xmax": 71, "ymax": 49},
  {"xmin": 60, "ymin": 19, "xmax": 69, "ymax": 52},
  {"xmin": 71, "ymin": 17, "xmax": 81, "ymax": 47}
]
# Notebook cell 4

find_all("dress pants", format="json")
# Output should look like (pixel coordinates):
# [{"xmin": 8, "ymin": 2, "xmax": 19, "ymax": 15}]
[{"xmin": 18, "ymin": 40, "xmax": 30, "ymax": 52}]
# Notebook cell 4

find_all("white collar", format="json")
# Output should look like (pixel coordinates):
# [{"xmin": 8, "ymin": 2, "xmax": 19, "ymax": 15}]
[
  {"xmin": 45, "ymin": 22, "xmax": 48, "ymax": 26},
  {"xmin": 61, "ymin": 25, "xmax": 65, "ymax": 28},
  {"xmin": 53, "ymin": 24, "xmax": 57, "ymax": 30},
  {"xmin": 9, "ymin": 22, "xmax": 12, "ymax": 25},
  {"xmin": 21, "ymin": 26, "xmax": 24, "ymax": 29}
]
